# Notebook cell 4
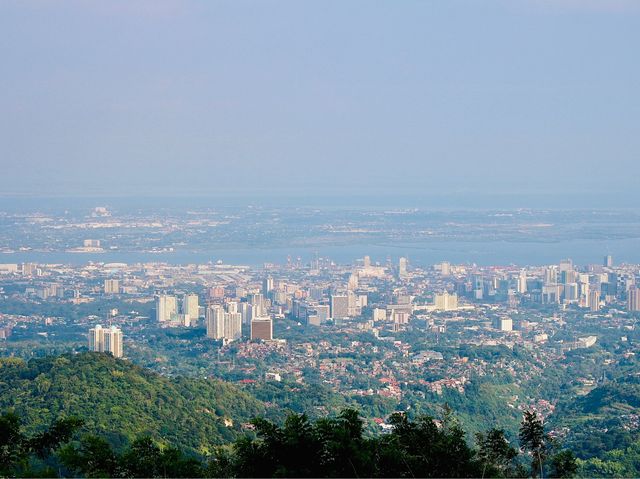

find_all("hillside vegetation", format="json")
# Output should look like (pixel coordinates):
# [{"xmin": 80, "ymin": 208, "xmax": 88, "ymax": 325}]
[{"xmin": 0, "ymin": 352, "xmax": 265, "ymax": 454}]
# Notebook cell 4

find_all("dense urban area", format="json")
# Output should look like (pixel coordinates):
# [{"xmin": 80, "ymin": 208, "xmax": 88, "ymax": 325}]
[{"xmin": 2, "ymin": 205, "xmax": 640, "ymax": 477}]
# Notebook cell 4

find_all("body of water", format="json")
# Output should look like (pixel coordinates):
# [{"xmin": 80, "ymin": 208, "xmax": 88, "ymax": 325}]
[{"xmin": 1, "ymin": 238, "xmax": 637, "ymax": 267}]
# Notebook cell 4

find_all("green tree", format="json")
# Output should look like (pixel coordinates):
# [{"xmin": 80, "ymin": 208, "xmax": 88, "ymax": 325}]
[
  {"xmin": 550, "ymin": 450, "xmax": 578, "ymax": 478},
  {"xmin": 475, "ymin": 428, "xmax": 518, "ymax": 477},
  {"xmin": 519, "ymin": 410, "xmax": 549, "ymax": 478},
  {"xmin": 0, "ymin": 412, "xmax": 25, "ymax": 475},
  {"xmin": 0, "ymin": 411, "xmax": 83, "ymax": 477},
  {"xmin": 58, "ymin": 435, "xmax": 119, "ymax": 478}
]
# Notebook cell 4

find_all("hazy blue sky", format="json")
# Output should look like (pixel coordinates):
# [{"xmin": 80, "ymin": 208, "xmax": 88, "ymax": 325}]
[{"xmin": 2, "ymin": 0, "xmax": 639, "ymax": 199}]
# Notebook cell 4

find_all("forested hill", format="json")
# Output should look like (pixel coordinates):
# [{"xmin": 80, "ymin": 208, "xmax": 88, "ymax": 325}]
[
  {"xmin": 0, "ymin": 352, "xmax": 265, "ymax": 454},
  {"xmin": 549, "ymin": 373, "xmax": 640, "ymax": 476}
]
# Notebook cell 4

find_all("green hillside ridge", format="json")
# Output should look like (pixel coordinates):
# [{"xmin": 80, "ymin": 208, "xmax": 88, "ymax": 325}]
[
  {"xmin": 549, "ymin": 373, "xmax": 640, "ymax": 477},
  {"xmin": 0, "ymin": 352, "xmax": 265, "ymax": 454}
]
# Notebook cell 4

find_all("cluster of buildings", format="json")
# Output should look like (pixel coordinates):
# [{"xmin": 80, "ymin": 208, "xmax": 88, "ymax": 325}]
[
  {"xmin": 155, "ymin": 293, "xmax": 200, "ymax": 327},
  {"xmin": 2, "ymin": 250, "xmax": 640, "ymax": 407}
]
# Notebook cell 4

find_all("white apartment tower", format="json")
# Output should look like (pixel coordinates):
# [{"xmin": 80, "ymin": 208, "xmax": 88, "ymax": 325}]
[{"xmin": 89, "ymin": 325, "xmax": 123, "ymax": 358}]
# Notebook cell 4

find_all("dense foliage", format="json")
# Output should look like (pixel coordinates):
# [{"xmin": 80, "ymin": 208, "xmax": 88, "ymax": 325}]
[
  {"xmin": 0, "ymin": 352, "xmax": 582, "ymax": 478},
  {"xmin": 1, "ymin": 407, "xmax": 577, "ymax": 478},
  {"xmin": 550, "ymin": 373, "xmax": 640, "ymax": 477},
  {"xmin": 0, "ymin": 352, "xmax": 265, "ymax": 454}
]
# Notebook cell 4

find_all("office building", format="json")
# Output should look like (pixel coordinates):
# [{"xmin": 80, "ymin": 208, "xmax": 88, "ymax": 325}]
[
  {"xmin": 262, "ymin": 276, "xmax": 274, "ymax": 296},
  {"xmin": 251, "ymin": 317, "xmax": 273, "ymax": 341},
  {"xmin": 330, "ymin": 294, "xmax": 349, "ymax": 320}
]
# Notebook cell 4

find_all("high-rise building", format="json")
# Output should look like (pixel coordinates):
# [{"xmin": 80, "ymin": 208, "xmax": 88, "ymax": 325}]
[
  {"xmin": 21, "ymin": 263, "xmax": 38, "ymax": 276},
  {"xmin": 604, "ymin": 255, "xmax": 613, "ymax": 268},
  {"xmin": 89, "ymin": 325, "xmax": 123, "ymax": 358},
  {"xmin": 434, "ymin": 292, "xmax": 458, "ymax": 311},
  {"xmin": 104, "ymin": 279, "xmax": 120, "ymax": 294},
  {"xmin": 517, "ymin": 270, "xmax": 527, "ymax": 294},
  {"xmin": 372, "ymin": 308, "xmax": 387, "ymax": 322},
  {"xmin": 628, "ymin": 285, "xmax": 640, "ymax": 312},
  {"xmin": 240, "ymin": 302, "xmax": 256, "ymax": 325},
  {"xmin": 589, "ymin": 290, "xmax": 601, "ymax": 312},
  {"xmin": 398, "ymin": 257, "xmax": 408, "ymax": 279},
  {"xmin": 330, "ymin": 294, "xmax": 349, "ymax": 320},
  {"xmin": 249, "ymin": 293, "xmax": 265, "ymax": 316},
  {"xmin": 564, "ymin": 283, "xmax": 578, "ymax": 301},
  {"xmin": 104, "ymin": 327, "xmax": 123, "ymax": 358},
  {"xmin": 209, "ymin": 286, "xmax": 225, "ymax": 299},
  {"xmin": 156, "ymin": 295, "xmax": 178, "ymax": 322},
  {"xmin": 559, "ymin": 259, "xmax": 573, "ymax": 273},
  {"xmin": 544, "ymin": 266, "xmax": 558, "ymax": 285},
  {"xmin": 494, "ymin": 318, "xmax": 513, "ymax": 332},
  {"xmin": 181, "ymin": 294, "xmax": 199, "ymax": 324},
  {"xmin": 314, "ymin": 304, "xmax": 330, "ymax": 323},
  {"xmin": 206, "ymin": 304, "xmax": 242, "ymax": 341},
  {"xmin": 251, "ymin": 318, "xmax": 273, "ymax": 340},
  {"xmin": 224, "ymin": 312, "xmax": 242, "ymax": 341},
  {"xmin": 262, "ymin": 276, "xmax": 274, "ymax": 296},
  {"xmin": 542, "ymin": 284, "xmax": 561, "ymax": 304},
  {"xmin": 439, "ymin": 261, "xmax": 451, "ymax": 276},
  {"xmin": 206, "ymin": 305, "xmax": 225, "ymax": 339},
  {"xmin": 88, "ymin": 325, "xmax": 104, "ymax": 352}
]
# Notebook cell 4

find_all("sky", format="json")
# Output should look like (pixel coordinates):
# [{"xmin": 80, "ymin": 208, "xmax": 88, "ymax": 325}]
[{"xmin": 1, "ymin": 0, "xmax": 639, "ymax": 202}]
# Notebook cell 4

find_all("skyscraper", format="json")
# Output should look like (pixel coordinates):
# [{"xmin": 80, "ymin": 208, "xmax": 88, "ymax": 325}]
[
  {"xmin": 206, "ymin": 305, "xmax": 225, "ymax": 339},
  {"xmin": 262, "ymin": 276, "xmax": 274, "ymax": 296},
  {"xmin": 628, "ymin": 285, "xmax": 640, "ymax": 312},
  {"xmin": 589, "ymin": 290, "xmax": 601, "ymax": 312},
  {"xmin": 544, "ymin": 266, "xmax": 558, "ymax": 285},
  {"xmin": 604, "ymin": 255, "xmax": 613, "ymax": 268},
  {"xmin": 88, "ymin": 325, "xmax": 104, "ymax": 352},
  {"xmin": 249, "ymin": 293, "xmax": 265, "ymax": 316},
  {"xmin": 181, "ymin": 293, "xmax": 199, "ymax": 324},
  {"xmin": 398, "ymin": 257, "xmax": 408, "ymax": 279},
  {"xmin": 206, "ymin": 304, "xmax": 242, "ymax": 341},
  {"xmin": 104, "ymin": 327, "xmax": 123, "ymax": 358},
  {"xmin": 517, "ymin": 269, "xmax": 527, "ymax": 294},
  {"xmin": 156, "ymin": 295, "xmax": 177, "ymax": 322}
]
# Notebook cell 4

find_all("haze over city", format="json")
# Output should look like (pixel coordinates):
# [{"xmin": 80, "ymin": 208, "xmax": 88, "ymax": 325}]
[
  {"xmin": 3, "ymin": 2, "xmax": 640, "ymax": 479},
  {"xmin": 2, "ymin": 0, "xmax": 639, "ymax": 201}
]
